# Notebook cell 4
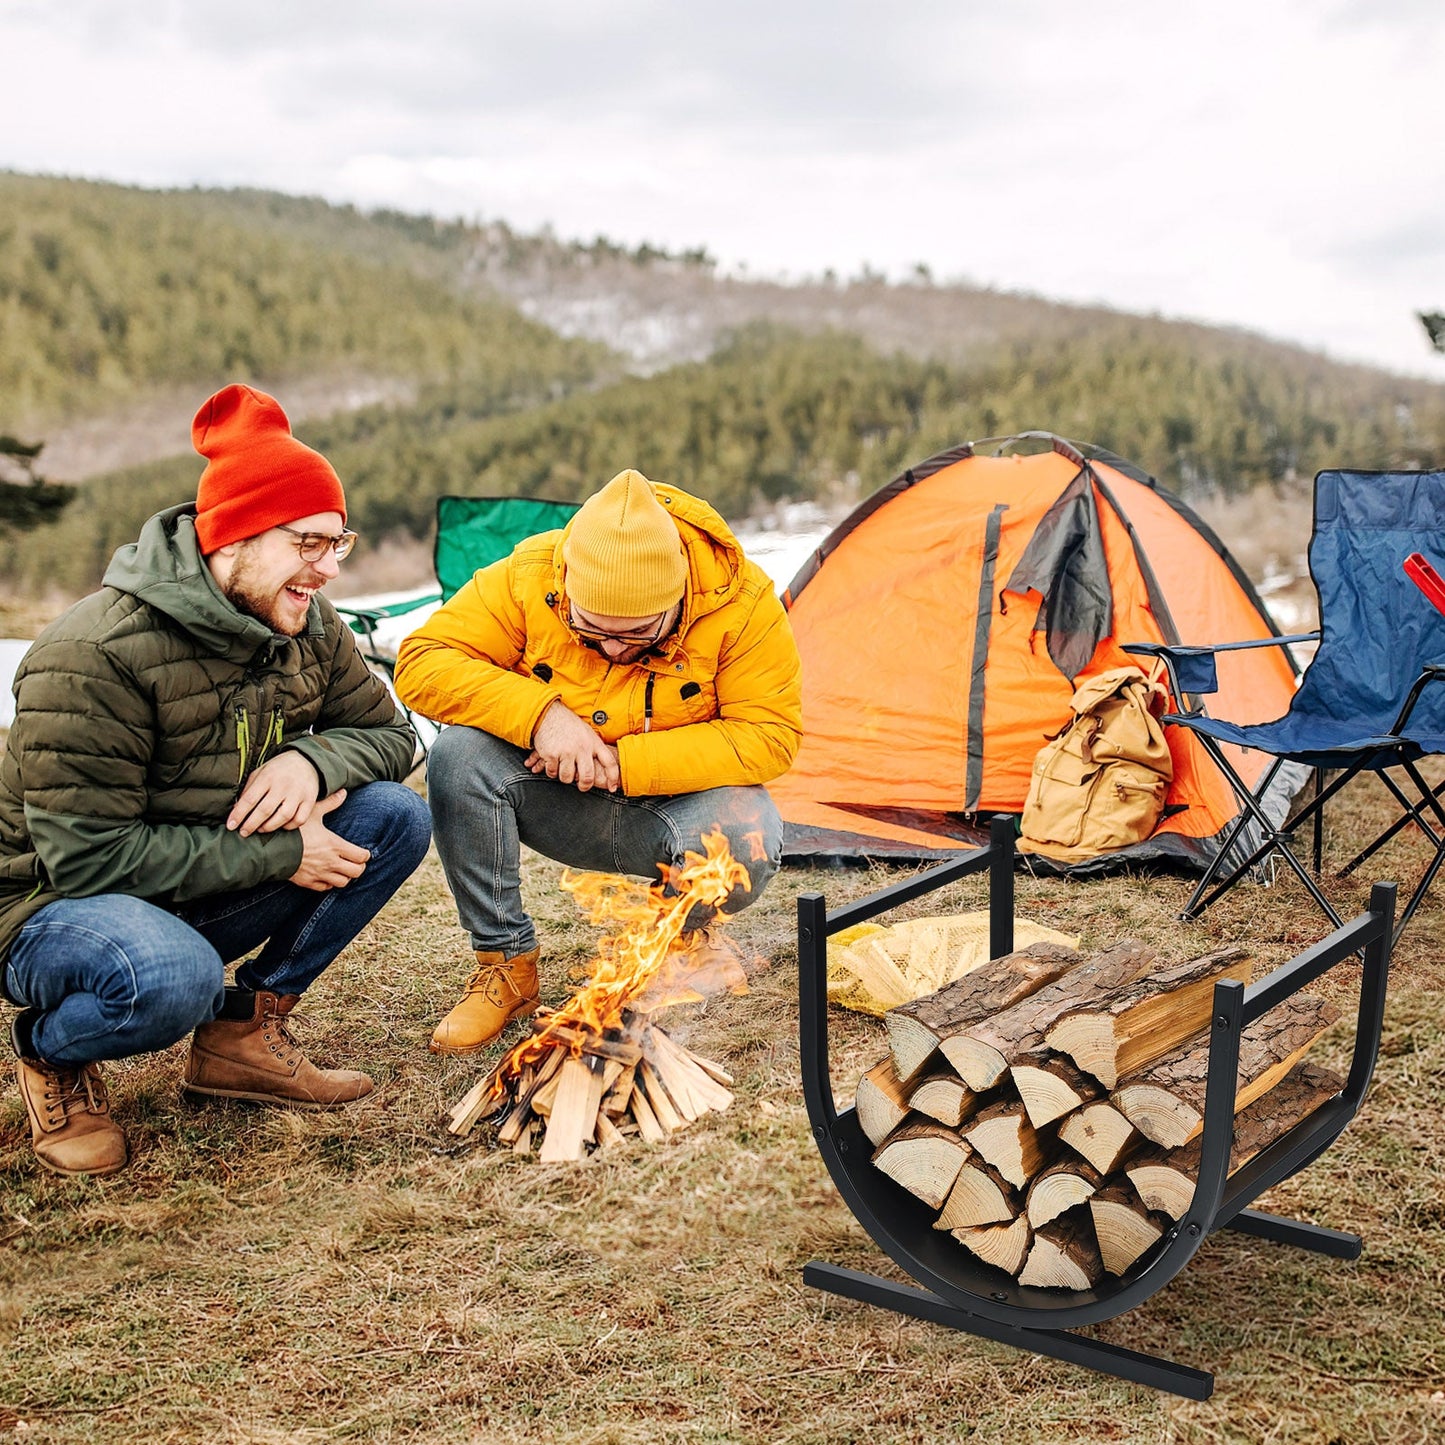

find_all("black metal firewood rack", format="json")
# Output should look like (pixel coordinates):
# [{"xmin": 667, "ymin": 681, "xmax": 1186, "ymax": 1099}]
[{"xmin": 797, "ymin": 817, "xmax": 1394, "ymax": 1399}]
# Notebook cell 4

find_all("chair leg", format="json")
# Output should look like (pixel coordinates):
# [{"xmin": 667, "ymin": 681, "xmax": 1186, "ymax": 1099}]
[
  {"xmin": 1340, "ymin": 770, "xmax": 1445, "ymax": 877},
  {"xmin": 1179, "ymin": 754, "xmax": 1288, "ymax": 918},
  {"xmin": 1185, "ymin": 739, "xmax": 1361, "ymax": 932}
]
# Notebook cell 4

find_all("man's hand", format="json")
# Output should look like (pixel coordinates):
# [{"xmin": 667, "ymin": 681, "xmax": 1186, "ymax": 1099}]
[
  {"xmin": 527, "ymin": 700, "xmax": 622, "ymax": 792},
  {"xmin": 288, "ymin": 790, "xmax": 371, "ymax": 891},
  {"xmin": 228, "ymin": 751, "xmax": 322, "ymax": 836}
]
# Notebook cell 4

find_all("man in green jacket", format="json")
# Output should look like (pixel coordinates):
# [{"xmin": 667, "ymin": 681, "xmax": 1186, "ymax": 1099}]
[{"xmin": 0, "ymin": 384, "xmax": 431, "ymax": 1177}]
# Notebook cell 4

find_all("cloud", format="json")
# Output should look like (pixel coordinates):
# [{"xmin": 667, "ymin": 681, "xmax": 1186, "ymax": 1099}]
[{"xmin": 2, "ymin": 0, "xmax": 1444, "ymax": 376}]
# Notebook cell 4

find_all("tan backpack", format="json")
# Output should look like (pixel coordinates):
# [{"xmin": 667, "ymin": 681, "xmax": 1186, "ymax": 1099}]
[{"xmin": 1018, "ymin": 666, "xmax": 1174, "ymax": 862}]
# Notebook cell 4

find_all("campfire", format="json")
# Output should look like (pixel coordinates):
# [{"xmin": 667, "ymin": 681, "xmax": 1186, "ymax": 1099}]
[{"xmin": 445, "ymin": 828, "xmax": 757, "ymax": 1161}]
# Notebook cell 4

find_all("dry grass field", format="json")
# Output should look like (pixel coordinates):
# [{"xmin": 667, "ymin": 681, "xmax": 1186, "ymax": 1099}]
[{"xmin": 0, "ymin": 758, "xmax": 1442, "ymax": 1444}]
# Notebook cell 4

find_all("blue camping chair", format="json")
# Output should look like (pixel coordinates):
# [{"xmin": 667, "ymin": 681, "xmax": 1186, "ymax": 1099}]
[{"xmin": 1126, "ymin": 469, "xmax": 1445, "ymax": 945}]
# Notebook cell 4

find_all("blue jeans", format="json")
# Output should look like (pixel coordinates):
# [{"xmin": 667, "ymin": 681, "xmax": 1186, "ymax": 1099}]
[
  {"xmin": 426, "ymin": 725, "xmax": 783, "ymax": 955},
  {"xmin": 7, "ymin": 782, "xmax": 431, "ymax": 1066}
]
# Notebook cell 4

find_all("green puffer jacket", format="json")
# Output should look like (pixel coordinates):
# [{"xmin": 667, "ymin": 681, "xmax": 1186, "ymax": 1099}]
[{"xmin": 0, "ymin": 504, "xmax": 417, "ymax": 988}]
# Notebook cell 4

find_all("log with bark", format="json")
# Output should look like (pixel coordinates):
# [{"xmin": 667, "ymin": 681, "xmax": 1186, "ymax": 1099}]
[
  {"xmin": 934, "ymin": 1158, "xmax": 1019, "ymax": 1230},
  {"xmin": 1011, "ymin": 1053, "xmax": 1102, "ymax": 1129},
  {"xmin": 942, "ymin": 941, "xmax": 1163, "ymax": 1090},
  {"xmin": 1125, "ymin": 1060, "xmax": 1344, "ymax": 1219},
  {"xmin": 1056, "ymin": 1100, "xmax": 1141, "ymax": 1175},
  {"xmin": 855, "ymin": 1058, "xmax": 912, "ymax": 1146},
  {"xmin": 908, "ymin": 1071, "xmax": 980, "ymax": 1128},
  {"xmin": 1044, "ymin": 946, "xmax": 1252, "ymax": 1088},
  {"xmin": 884, "ymin": 943, "xmax": 1082, "ymax": 1083},
  {"xmin": 1111, "ymin": 995, "xmax": 1341, "ymax": 1148},
  {"xmin": 871, "ymin": 1119, "xmax": 972, "ymax": 1210},
  {"xmin": 962, "ymin": 1098, "xmax": 1049, "ymax": 1189},
  {"xmin": 1018, "ymin": 1213, "xmax": 1104, "ymax": 1290},
  {"xmin": 1026, "ymin": 1159, "xmax": 1103, "ymax": 1229},
  {"xmin": 1088, "ymin": 1183, "xmax": 1168, "ymax": 1276},
  {"xmin": 952, "ymin": 1216, "xmax": 1032, "ymax": 1274}
]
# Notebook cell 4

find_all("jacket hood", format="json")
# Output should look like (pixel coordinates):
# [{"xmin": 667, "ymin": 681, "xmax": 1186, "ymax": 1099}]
[
  {"xmin": 554, "ymin": 482, "xmax": 746, "ymax": 627},
  {"xmin": 102, "ymin": 503, "xmax": 316, "ymax": 662}
]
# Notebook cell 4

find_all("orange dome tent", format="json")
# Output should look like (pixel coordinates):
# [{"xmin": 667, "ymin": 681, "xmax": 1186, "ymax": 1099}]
[{"xmin": 774, "ymin": 433, "xmax": 1302, "ymax": 868}]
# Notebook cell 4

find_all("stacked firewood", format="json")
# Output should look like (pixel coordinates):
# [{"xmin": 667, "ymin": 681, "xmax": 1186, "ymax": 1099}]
[
  {"xmin": 857, "ymin": 940, "xmax": 1343, "ymax": 1286},
  {"xmin": 447, "ymin": 1007, "xmax": 734, "ymax": 1161}
]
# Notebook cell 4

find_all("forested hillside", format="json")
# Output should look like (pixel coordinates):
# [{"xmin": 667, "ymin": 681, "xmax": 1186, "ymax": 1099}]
[
  {"xmin": 4, "ymin": 173, "xmax": 1444, "ymax": 602},
  {"xmin": 0, "ymin": 173, "xmax": 610, "ymax": 424}
]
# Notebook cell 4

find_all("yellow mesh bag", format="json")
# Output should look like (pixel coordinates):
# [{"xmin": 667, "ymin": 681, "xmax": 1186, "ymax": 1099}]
[{"xmin": 826, "ymin": 912, "xmax": 1080, "ymax": 1017}]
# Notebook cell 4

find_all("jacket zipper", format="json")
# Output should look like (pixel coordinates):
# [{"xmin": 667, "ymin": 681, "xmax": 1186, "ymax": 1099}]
[
  {"xmin": 234, "ymin": 704, "xmax": 284, "ymax": 787},
  {"xmin": 234, "ymin": 704, "xmax": 251, "ymax": 787}
]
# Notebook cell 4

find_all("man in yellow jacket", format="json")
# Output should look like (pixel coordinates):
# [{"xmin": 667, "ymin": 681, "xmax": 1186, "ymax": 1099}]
[{"xmin": 393, "ymin": 469, "xmax": 803, "ymax": 1053}]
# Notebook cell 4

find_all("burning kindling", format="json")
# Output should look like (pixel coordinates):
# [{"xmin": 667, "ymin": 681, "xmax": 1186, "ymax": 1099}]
[{"xmin": 445, "ymin": 828, "xmax": 756, "ymax": 1161}]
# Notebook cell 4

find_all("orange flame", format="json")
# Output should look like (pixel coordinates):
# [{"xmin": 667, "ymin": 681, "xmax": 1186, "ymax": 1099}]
[{"xmin": 479, "ymin": 828, "xmax": 750, "ymax": 1116}]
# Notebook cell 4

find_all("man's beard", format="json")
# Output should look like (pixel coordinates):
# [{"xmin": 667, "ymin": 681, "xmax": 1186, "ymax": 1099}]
[{"xmin": 222, "ymin": 548, "xmax": 315, "ymax": 636}]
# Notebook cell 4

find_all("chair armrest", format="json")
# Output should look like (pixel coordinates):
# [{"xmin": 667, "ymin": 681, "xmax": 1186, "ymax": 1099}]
[
  {"xmin": 1390, "ymin": 662, "xmax": 1445, "ymax": 733},
  {"xmin": 336, "ymin": 604, "xmax": 387, "ymax": 630},
  {"xmin": 336, "ymin": 592, "xmax": 445, "ymax": 654},
  {"xmin": 1123, "ymin": 634, "xmax": 1318, "ymax": 706}
]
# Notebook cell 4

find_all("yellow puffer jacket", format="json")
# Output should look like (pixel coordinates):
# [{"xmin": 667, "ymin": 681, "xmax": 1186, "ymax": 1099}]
[{"xmin": 394, "ymin": 484, "xmax": 803, "ymax": 797}]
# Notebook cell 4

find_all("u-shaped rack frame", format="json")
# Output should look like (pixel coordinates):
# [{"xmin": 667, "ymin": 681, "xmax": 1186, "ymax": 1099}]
[{"xmin": 797, "ymin": 818, "xmax": 1395, "ymax": 1399}]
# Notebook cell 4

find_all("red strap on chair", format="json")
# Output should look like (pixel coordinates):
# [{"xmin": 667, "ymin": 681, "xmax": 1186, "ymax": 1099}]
[{"xmin": 1404, "ymin": 552, "xmax": 1445, "ymax": 617}]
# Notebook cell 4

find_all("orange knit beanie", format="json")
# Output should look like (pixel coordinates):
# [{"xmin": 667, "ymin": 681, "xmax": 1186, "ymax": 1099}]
[
  {"xmin": 562, "ymin": 469, "xmax": 688, "ymax": 616},
  {"xmin": 192, "ymin": 384, "xmax": 346, "ymax": 554}
]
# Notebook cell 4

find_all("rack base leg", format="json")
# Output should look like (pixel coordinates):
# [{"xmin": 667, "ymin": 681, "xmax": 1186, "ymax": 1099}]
[
  {"xmin": 803, "ymin": 1262, "xmax": 1214, "ymax": 1400},
  {"xmin": 1225, "ymin": 1208, "xmax": 1362, "ymax": 1259}
]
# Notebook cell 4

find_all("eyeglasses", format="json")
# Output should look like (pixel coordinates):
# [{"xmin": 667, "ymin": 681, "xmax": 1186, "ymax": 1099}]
[
  {"xmin": 275, "ymin": 523, "xmax": 359, "ymax": 562},
  {"xmin": 569, "ymin": 604, "xmax": 674, "ymax": 648}
]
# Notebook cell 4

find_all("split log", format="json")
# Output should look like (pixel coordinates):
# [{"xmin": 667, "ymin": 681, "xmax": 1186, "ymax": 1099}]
[
  {"xmin": 871, "ymin": 1120, "xmax": 972, "ymax": 1210},
  {"xmin": 1025, "ymin": 1160, "xmax": 1102, "ymax": 1230},
  {"xmin": 1017, "ymin": 1213, "xmax": 1105, "ymax": 1290},
  {"xmin": 934, "ymin": 1159, "xmax": 1019, "ymax": 1229},
  {"xmin": 689, "ymin": 1051, "xmax": 735, "ymax": 1087},
  {"xmin": 447, "ymin": 1075, "xmax": 499, "ymax": 1136},
  {"xmin": 495, "ymin": 1049, "xmax": 566, "ymax": 1144},
  {"xmin": 1044, "ymin": 946, "xmax": 1252, "ymax": 1087},
  {"xmin": 856, "ymin": 1058, "xmax": 911, "ymax": 1146},
  {"xmin": 601, "ymin": 1063, "xmax": 636, "ymax": 1116},
  {"xmin": 1010, "ymin": 1053, "xmax": 1102, "ymax": 1129},
  {"xmin": 1112, "ymin": 995, "xmax": 1341, "ymax": 1148},
  {"xmin": 594, "ymin": 1111, "xmax": 628, "ymax": 1149},
  {"xmin": 629, "ymin": 1081, "xmax": 667, "ymax": 1143},
  {"xmin": 538, "ymin": 1055, "xmax": 607, "ymax": 1162},
  {"xmin": 962, "ymin": 1098, "xmax": 1049, "ymax": 1189},
  {"xmin": 532, "ymin": 1014, "xmax": 644, "ymax": 1065},
  {"xmin": 907, "ymin": 1072, "xmax": 980, "ymax": 1129},
  {"xmin": 645, "ymin": 1029, "xmax": 735, "ymax": 1117},
  {"xmin": 1056, "ymin": 1101, "xmax": 1140, "ymax": 1174},
  {"xmin": 1088, "ymin": 1183, "xmax": 1167, "ymax": 1276},
  {"xmin": 942, "ymin": 941, "xmax": 1162, "ymax": 1090},
  {"xmin": 1126, "ymin": 1060, "xmax": 1344, "ymax": 1219},
  {"xmin": 637, "ymin": 1060, "xmax": 687, "ymax": 1133},
  {"xmin": 952, "ymin": 1216, "xmax": 1033, "ymax": 1275},
  {"xmin": 884, "ymin": 943, "xmax": 1083, "ymax": 1083}
]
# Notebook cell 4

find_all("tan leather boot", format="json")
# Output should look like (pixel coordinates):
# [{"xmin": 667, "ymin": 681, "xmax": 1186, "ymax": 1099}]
[
  {"xmin": 429, "ymin": 947, "xmax": 541, "ymax": 1056},
  {"xmin": 183, "ymin": 991, "xmax": 373, "ymax": 1109},
  {"xmin": 15, "ymin": 1056, "xmax": 129, "ymax": 1178}
]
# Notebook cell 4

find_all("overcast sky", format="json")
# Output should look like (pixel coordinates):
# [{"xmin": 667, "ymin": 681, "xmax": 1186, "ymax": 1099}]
[{"xmin": 3, "ymin": 0, "xmax": 1444, "ymax": 378}]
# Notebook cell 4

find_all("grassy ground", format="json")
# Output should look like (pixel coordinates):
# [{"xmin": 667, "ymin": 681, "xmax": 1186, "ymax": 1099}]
[{"xmin": 0, "ymin": 770, "xmax": 1442, "ymax": 1444}]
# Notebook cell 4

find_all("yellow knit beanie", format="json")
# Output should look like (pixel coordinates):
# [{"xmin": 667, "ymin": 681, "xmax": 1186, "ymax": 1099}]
[{"xmin": 563, "ymin": 469, "xmax": 688, "ymax": 616}]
